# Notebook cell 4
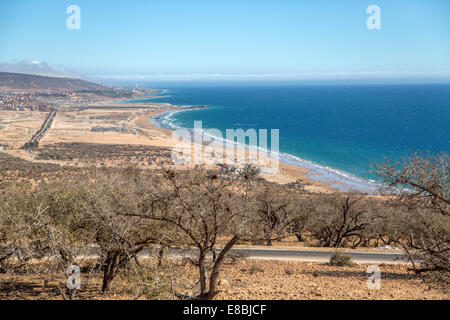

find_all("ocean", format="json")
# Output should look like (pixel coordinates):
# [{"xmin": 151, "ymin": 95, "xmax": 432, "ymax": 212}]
[{"xmin": 125, "ymin": 84, "xmax": 450, "ymax": 192}]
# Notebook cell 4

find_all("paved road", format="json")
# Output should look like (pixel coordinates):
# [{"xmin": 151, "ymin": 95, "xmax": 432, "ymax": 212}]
[
  {"xmin": 140, "ymin": 247, "xmax": 408, "ymax": 265},
  {"xmin": 229, "ymin": 248, "xmax": 407, "ymax": 264},
  {"xmin": 5, "ymin": 246, "xmax": 406, "ymax": 265},
  {"xmin": 31, "ymin": 109, "xmax": 56, "ymax": 143}
]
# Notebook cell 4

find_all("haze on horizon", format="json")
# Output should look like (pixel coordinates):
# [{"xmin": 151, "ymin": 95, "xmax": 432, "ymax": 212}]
[{"xmin": 1, "ymin": 0, "xmax": 449, "ymax": 83}]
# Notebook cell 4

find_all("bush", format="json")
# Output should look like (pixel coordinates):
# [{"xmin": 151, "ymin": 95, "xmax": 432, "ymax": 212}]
[
  {"xmin": 284, "ymin": 267, "xmax": 294, "ymax": 275},
  {"xmin": 248, "ymin": 265, "xmax": 264, "ymax": 275},
  {"xmin": 329, "ymin": 252, "xmax": 355, "ymax": 267}
]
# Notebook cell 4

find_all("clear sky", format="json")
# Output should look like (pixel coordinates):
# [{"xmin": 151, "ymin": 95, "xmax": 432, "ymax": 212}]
[{"xmin": 0, "ymin": 0, "xmax": 449, "ymax": 81}]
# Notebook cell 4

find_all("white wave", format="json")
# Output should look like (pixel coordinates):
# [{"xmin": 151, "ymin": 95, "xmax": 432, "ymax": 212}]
[{"xmin": 154, "ymin": 108, "xmax": 381, "ymax": 193}]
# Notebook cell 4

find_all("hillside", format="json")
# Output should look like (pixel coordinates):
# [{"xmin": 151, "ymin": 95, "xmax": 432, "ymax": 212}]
[{"xmin": 0, "ymin": 72, "xmax": 107, "ymax": 92}]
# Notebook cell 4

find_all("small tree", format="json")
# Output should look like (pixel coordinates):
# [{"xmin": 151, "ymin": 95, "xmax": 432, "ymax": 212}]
[
  {"xmin": 1, "ymin": 181, "xmax": 94, "ymax": 300},
  {"xmin": 249, "ymin": 183, "xmax": 298, "ymax": 245},
  {"xmin": 81, "ymin": 167, "xmax": 168, "ymax": 293},
  {"xmin": 289, "ymin": 195, "xmax": 313, "ymax": 242},
  {"xmin": 373, "ymin": 152, "xmax": 449, "ymax": 289},
  {"xmin": 367, "ymin": 204, "xmax": 404, "ymax": 247},
  {"xmin": 307, "ymin": 193, "xmax": 374, "ymax": 248},
  {"xmin": 1, "ymin": 170, "xmax": 176, "ymax": 299},
  {"xmin": 124, "ymin": 169, "xmax": 252, "ymax": 300}
]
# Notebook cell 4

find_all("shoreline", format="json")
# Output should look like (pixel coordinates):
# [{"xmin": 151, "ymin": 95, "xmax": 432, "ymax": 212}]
[
  {"xmin": 131, "ymin": 108, "xmax": 331, "ymax": 193},
  {"xmin": 141, "ymin": 105, "xmax": 379, "ymax": 194},
  {"xmin": 6, "ymin": 88, "xmax": 379, "ymax": 194}
]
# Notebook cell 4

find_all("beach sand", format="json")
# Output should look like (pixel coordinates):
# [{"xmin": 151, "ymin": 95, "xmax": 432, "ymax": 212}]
[
  {"xmin": 1, "ymin": 100, "xmax": 340, "ymax": 193},
  {"xmin": 134, "ymin": 108, "xmax": 337, "ymax": 193}
]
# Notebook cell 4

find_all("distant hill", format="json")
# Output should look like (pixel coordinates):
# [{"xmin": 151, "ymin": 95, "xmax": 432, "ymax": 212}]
[
  {"xmin": 0, "ymin": 72, "xmax": 107, "ymax": 92},
  {"xmin": 0, "ymin": 61, "xmax": 79, "ymax": 78}
]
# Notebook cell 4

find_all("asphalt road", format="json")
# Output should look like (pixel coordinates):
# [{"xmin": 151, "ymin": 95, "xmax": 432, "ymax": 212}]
[
  {"xmin": 65, "ymin": 244, "xmax": 408, "ymax": 265},
  {"xmin": 7, "ymin": 245, "xmax": 405, "ymax": 265},
  {"xmin": 145, "ymin": 247, "xmax": 408, "ymax": 265},
  {"xmin": 228, "ymin": 248, "xmax": 407, "ymax": 264}
]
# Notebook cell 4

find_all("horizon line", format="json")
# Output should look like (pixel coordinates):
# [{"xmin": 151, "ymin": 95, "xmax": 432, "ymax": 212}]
[{"xmin": 89, "ymin": 71, "xmax": 450, "ymax": 82}]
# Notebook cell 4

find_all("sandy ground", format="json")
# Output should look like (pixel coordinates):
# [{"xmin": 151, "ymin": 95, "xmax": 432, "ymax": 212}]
[
  {"xmin": 212, "ymin": 260, "xmax": 448, "ymax": 300},
  {"xmin": 1, "ymin": 259, "xmax": 446, "ymax": 300},
  {"xmin": 41, "ymin": 107, "xmax": 173, "ymax": 147},
  {"xmin": 0, "ymin": 111, "xmax": 47, "ymax": 148},
  {"xmin": 0, "ymin": 101, "xmax": 446, "ymax": 301},
  {"xmin": 1, "ymin": 102, "xmax": 337, "ymax": 192}
]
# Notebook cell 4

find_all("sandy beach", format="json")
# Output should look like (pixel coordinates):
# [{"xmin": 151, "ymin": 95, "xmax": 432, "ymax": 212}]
[
  {"xmin": 0, "ymin": 94, "xmax": 346, "ymax": 193},
  {"xmin": 134, "ymin": 106, "xmax": 338, "ymax": 193}
]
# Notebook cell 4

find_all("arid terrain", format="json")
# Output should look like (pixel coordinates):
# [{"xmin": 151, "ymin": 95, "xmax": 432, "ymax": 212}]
[
  {"xmin": 1, "ymin": 86, "xmax": 335, "ymax": 192},
  {"xmin": 0, "ymin": 74, "xmax": 448, "ymax": 301},
  {"xmin": 1, "ymin": 259, "xmax": 447, "ymax": 300}
]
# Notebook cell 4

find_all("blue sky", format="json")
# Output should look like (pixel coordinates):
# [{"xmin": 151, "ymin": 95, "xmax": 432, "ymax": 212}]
[{"xmin": 0, "ymin": 0, "xmax": 449, "ymax": 81}]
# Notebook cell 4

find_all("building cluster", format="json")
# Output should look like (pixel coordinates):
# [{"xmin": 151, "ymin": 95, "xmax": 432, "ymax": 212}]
[
  {"xmin": 0, "ymin": 93, "xmax": 53, "ymax": 112},
  {"xmin": 91, "ymin": 126, "xmax": 143, "ymax": 135},
  {"xmin": 34, "ymin": 91, "xmax": 76, "ymax": 98}
]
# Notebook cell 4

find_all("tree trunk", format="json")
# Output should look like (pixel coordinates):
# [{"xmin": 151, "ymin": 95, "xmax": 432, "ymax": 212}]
[
  {"xmin": 69, "ymin": 288, "xmax": 77, "ymax": 300},
  {"xmin": 198, "ymin": 249, "xmax": 207, "ymax": 296},
  {"xmin": 102, "ymin": 251, "xmax": 121, "ymax": 293},
  {"xmin": 264, "ymin": 230, "xmax": 273, "ymax": 246},
  {"xmin": 197, "ymin": 235, "xmax": 239, "ymax": 300}
]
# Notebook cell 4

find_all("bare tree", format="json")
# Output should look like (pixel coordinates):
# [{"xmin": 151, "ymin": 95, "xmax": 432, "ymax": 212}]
[
  {"xmin": 1, "ymin": 169, "xmax": 178, "ymax": 299},
  {"xmin": 367, "ymin": 205, "xmax": 403, "ymax": 247},
  {"xmin": 81, "ymin": 167, "xmax": 169, "ymax": 293},
  {"xmin": 1, "ymin": 181, "xmax": 94, "ymax": 300},
  {"xmin": 249, "ymin": 183, "xmax": 299, "ymax": 245},
  {"xmin": 122, "ymin": 169, "xmax": 252, "ymax": 300},
  {"xmin": 374, "ymin": 152, "xmax": 449, "ymax": 215},
  {"xmin": 307, "ymin": 193, "xmax": 375, "ymax": 248},
  {"xmin": 289, "ymin": 195, "xmax": 313, "ymax": 242},
  {"xmin": 373, "ymin": 152, "xmax": 449, "ymax": 289}
]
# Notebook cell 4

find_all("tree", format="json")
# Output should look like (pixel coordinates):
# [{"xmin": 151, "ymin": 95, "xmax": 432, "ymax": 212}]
[
  {"xmin": 0, "ymin": 169, "xmax": 178, "ymax": 299},
  {"xmin": 366, "ymin": 204, "xmax": 403, "ymax": 248},
  {"xmin": 123, "ymin": 169, "xmax": 253, "ymax": 300},
  {"xmin": 307, "ymin": 193, "xmax": 374, "ymax": 248},
  {"xmin": 249, "ymin": 183, "xmax": 299, "ymax": 245},
  {"xmin": 0, "ymin": 181, "xmax": 94, "ymax": 300},
  {"xmin": 373, "ymin": 152, "xmax": 449, "ymax": 289},
  {"xmin": 289, "ymin": 195, "xmax": 313, "ymax": 242},
  {"xmin": 81, "ymin": 167, "xmax": 167, "ymax": 293}
]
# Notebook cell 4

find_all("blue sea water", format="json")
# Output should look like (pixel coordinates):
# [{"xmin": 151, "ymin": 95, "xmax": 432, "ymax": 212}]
[{"xmin": 128, "ymin": 84, "xmax": 450, "ymax": 191}]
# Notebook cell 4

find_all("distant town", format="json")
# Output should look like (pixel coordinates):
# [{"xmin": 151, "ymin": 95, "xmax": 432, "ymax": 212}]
[{"xmin": 0, "ymin": 72, "xmax": 160, "ymax": 113}]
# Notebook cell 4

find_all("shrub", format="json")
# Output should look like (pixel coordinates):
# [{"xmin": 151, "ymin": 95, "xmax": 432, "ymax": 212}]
[
  {"xmin": 284, "ymin": 267, "xmax": 294, "ymax": 275},
  {"xmin": 248, "ymin": 265, "xmax": 264, "ymax": 275},
  {"xmin": 329, "ymin": 251, "xmax": 355, "ymax": 267}
]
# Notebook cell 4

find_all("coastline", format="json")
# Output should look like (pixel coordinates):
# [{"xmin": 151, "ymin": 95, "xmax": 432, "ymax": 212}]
[
  {"xmin": 131, "ymin": 108, "xmax": 328, "ymax": 193},
  {"xmin": 7, "ymin": 87, "xmax": 379, "ymax": 194},
  {"xmin": 138, "ymin": 105, "xmax": 379, "ymax": 194}
]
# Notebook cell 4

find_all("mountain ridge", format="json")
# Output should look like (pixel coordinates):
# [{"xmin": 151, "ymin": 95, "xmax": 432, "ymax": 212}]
[{"xmin": 0, "ymin": 72, "xmax": 107, "ymax": 92}]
